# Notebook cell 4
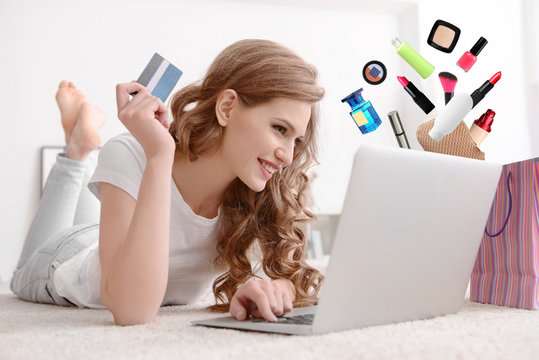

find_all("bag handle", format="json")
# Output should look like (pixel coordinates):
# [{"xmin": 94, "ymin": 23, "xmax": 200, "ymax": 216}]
[{"xmin": 485, "ymin": 171, "xmax": 512, "ymax": 238}]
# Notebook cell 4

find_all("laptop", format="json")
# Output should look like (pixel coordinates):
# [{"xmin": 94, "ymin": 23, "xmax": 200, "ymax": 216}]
[{"xmin": 193, "ymin": 145, "xmax": 502, "ymax": 335}]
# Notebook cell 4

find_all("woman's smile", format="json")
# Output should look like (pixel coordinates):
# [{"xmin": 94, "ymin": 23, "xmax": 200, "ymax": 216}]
[{"xmin": 258, "ymin": 158, "xmax": 279, "ymax": 179}]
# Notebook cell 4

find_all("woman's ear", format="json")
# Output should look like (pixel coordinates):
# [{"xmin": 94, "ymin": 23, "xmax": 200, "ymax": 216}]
[{"xmin": 215, "ymin": 89, "xmax": 238, "ymax": 127}]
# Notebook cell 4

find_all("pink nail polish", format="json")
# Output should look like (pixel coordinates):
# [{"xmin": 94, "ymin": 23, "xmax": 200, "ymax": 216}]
[{"xmin": 457, "ymin": 37, "xmax": 488, "ymax": 72}]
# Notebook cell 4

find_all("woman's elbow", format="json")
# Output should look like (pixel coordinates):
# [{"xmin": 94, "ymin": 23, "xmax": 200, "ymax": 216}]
[
  {"xmin": 102, "ymin": 293, "xmax": 159, "ymax": 326},
  {"xmin": 111, "ymin": 307, "xmax": 157, "ymax": 326}
]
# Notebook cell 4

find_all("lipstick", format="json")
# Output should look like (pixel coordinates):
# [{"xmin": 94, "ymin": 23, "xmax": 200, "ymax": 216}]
[
  {"xmin": 469, "ymin": 109, "xmax": 495, "ymax": 146},
  {"xmin": 471, "ymin": 71, "xmax": 501, "ymax": 108},
  {"xmin": 397, "ymin": 76, "xmax": 435, "ymax": 114}
]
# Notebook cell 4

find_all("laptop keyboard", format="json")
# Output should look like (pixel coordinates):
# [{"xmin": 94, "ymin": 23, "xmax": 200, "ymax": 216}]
[{"xmin": 250, "ymin": 313, "xmax": 315, "ymax": 325}]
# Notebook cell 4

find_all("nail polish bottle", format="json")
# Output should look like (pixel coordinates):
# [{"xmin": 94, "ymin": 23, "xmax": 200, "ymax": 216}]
[
  {"xmin": 341, "ymin": 88, "xmax": 382, "ymax": 134},
  {"xmin": 457, "ymin": 37, "xmax": 488, "ymax": 72},
  {"xmin": 469, "ymin": 109, "xmax": 495, "ymax": 146}
]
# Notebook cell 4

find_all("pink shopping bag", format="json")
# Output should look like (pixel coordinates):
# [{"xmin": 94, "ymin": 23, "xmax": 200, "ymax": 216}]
[{"xmin": 470, "ymin": 158, "xmax": 539, "ymax": 309}]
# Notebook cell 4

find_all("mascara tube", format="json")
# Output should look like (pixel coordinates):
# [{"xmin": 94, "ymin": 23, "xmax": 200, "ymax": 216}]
[{"xmin": 387, "ymin": 111, "xmax": 410, "ymax": 149}]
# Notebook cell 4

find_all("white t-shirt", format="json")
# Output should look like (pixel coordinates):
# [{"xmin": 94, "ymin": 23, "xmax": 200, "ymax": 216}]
[{"xmin": 54, "ymin": 132, "xmax": 221, "ymax": 308}]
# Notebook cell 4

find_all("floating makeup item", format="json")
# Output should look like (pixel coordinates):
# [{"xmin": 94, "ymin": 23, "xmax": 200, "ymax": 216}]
[
  {"xmin": 438, "ymin": 72, "xmax": 458, "ymax": 104},
  {"xmin": 397, "ymin": 76, "xmax": 435, "ymax": 114},
  {"xmin": 428, "ymin": 93, "xmax": 472, "ymax": 142},
  {"xmin": 470, "ymin": 71, "xmax": 501, "ymax": 108},
  {"xmin": 392, "ymin": 37, "xmax": 435, "ymax": 79},
  {"xmin": 457, "ymin": 37, "xmax": 488, "ymax": 72},
  {"xmin": 387, "ymin": 111, "xmax": 411, "ymax": 149},
  {"xmin": 341, "ymin": 88, "xmax": 382, "ymax": 134},
  {"xmin": 427, "ymin": 19, "xmax": 461, "ymax": 53},
  {"xmin": 362, "ymin": 60, "xmax": 387, "ymax": 85},
  {"xmin": 470, "ymin": 109, "xmax": 495, "ymax": 146}
]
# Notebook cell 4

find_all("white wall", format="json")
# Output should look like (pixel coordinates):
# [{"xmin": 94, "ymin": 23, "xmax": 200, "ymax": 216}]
[
  {"xmin": 523, "ymin": 0, "xmax": 539, "ymax": 156},
  {"xmin": 0, "ymin": 0, "xmax": 535, "ymax": 291}
]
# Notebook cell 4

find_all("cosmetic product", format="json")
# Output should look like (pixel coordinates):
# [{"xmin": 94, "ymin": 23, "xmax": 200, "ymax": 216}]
[
  {"xmin": 438, "ymin": 72, "xmax": 458, "ymax": 104},
  {"xmin": 387, "ymin": 111, "xmax": 411, "ymax": 149},
  {"xmin": 392, "ymin": 37, "xmax": 435, "ymax": 79},
  {"xmin": 427, "ymin": 19, "xmax": 461, "ymax": 53},
  {"xmin": 428, "ymin": 71, "xmax": 501, "ymax": 142},
  {"xmin": 341, "ymin": 88, "xmax": 382, "ymax": 134},
  {"xmin": 428, "ymin": 93, "xmax": 472, "ymax": 142},
  {"xmin": 362, "ymin": 60, "xmax": 387, "ymax": 85},
  {"xmin": 457, "ymin": 37, "xmax": 488, "ymax": 72},
  {"xmin": 471, "ymin": 71, "xmax": 501, "ymax": 108},
  {"xmin": 470, "ymin": 109, "xmax": 495, "ymax": 146},
  {"xmin": 396, "ymin": 76, "xmax": 435, "ymax": 114}
]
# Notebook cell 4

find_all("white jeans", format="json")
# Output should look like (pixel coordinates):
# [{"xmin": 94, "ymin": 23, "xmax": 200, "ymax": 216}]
[{"xmin": 11, "ymin": 152, "xmax": 100, "ymax": 305}]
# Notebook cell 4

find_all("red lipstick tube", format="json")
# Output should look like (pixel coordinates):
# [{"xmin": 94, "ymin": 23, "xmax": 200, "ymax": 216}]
[{"xmin": 471, "ymin": 71, "xmax": 501, "ymax": 108}]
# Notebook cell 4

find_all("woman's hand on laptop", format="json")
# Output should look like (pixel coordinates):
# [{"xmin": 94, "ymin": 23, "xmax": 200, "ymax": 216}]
[{"xmin": 230, "ymin": 279, "xmax": 295, "ymax": 322}]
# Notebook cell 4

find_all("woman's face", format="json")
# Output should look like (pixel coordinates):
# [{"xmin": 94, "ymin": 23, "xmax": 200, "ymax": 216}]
[{"xmin": 219, "ymin": 95, "xmax": 311, "ymax": 192}]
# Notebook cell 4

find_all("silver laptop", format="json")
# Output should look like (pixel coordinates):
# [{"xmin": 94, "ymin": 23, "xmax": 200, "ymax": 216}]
[{"xmin": 193, "ymin": 145, "xmax": 502, "ymax": 335}]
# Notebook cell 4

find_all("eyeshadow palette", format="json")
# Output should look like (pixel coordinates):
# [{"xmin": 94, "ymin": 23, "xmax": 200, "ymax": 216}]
[{"xmin": 362, "ymin": 60, "xmax": 387, "ymax": 85}]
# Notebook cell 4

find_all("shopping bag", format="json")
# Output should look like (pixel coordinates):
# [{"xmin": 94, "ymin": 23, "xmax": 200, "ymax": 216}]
[{"xmin": 470, "ymin": 158, "xmax": 539, "ymax": 309}]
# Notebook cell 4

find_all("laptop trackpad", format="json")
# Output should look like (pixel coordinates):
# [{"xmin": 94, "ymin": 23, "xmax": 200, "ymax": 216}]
[{"xmin": 192, "ymin": 305, "xmax": 317, "ymax": 334}]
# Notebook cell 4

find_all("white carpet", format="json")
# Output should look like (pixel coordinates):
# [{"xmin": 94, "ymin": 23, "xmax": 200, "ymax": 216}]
[{"xmin": 1, "ymin": 289, "xmax": 539, "ymax": 360}]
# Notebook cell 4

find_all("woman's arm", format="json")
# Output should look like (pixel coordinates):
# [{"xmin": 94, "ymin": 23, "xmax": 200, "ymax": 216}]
[
  {"xmin": 99, "ymin": 82, "xmax": 175, "ymax": 326},
  {"xmin": 99, "ymin": 155, "xmax": 172, "ymax": 325}
]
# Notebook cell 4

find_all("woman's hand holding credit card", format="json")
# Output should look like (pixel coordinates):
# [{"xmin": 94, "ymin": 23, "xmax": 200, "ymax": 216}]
[
  {"xmin": 115, "ymin": 53, "xmax": 183, "ymax": 160},
  {"xmin": 116, "ymin": 82, "xmax": 175, "ymax": 159}
]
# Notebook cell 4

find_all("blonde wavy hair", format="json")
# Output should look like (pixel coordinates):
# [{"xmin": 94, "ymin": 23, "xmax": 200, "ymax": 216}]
[{"xmin": 168, "ymin": 39, "xmax": 325, "ymax": 312}]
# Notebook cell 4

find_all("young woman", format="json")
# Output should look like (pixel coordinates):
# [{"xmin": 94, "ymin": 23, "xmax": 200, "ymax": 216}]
[{"xmin": 11, "ymin": 39, "xmax": 325, "ymax": 326}]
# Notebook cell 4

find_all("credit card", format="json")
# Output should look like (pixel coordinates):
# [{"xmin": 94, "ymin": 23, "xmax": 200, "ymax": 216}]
[{"xmin": 133, "ymin": 53, "xmax": 183, "ymax": 102}]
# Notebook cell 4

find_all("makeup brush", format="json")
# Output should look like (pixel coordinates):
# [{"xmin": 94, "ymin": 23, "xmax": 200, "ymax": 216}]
[{"xmin": 438, "ymin": 72, "xmax": 458, "ymax": 104}]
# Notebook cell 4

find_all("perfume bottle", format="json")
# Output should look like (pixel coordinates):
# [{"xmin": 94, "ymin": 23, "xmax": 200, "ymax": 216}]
[{"xmin": 341, "ymin": 88, "xmax": 382, "ymax": 134}]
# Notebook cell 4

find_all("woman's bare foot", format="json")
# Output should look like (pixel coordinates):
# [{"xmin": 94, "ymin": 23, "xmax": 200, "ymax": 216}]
[
  {"xmin": 55, "ymin": 80, "xmax": 86, "ymax": 144},
  {"xmin": 66, "ymin": 103, "xmax": 106, "ymax": 162}
]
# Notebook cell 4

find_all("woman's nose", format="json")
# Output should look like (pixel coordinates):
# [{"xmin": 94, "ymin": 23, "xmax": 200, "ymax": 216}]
[{"xmin": 275, "ymin": 142, "xmax": 294, "ymax": 168}]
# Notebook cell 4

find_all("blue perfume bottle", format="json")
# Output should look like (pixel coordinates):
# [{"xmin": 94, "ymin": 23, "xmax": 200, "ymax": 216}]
[{"xmin": 341, "ymin": 88, "xmax": 382, "ymax": 134}]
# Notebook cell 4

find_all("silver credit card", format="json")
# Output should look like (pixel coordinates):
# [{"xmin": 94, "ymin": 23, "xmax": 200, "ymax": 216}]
[{"xmin": 133, "ymin": 53, "xmax": 183, "ymax": 102}]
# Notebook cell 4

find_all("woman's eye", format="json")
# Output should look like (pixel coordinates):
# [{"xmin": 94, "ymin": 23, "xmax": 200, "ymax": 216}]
[
  {"xmin": 274, "ymin": 125, "xmax": 286, "ymax": 134},
  {"xmin": 295, "ymin": 138, "xmax": 303, "ymax": 146}
]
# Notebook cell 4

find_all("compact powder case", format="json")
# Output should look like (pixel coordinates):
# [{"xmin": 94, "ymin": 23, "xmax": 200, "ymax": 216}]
[
  {"xmin": 427, "ymin": 19, "xmax": 461, "ymax": 53},
  {"xmin": 362, "ymin": 60, "xmax": 387, "ymax": 85}
]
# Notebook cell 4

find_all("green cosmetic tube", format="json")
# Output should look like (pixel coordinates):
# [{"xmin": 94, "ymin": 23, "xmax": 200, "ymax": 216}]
[{"xmin": 392, "ymin": 37, "xmax": 435, "ymax": 79}]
